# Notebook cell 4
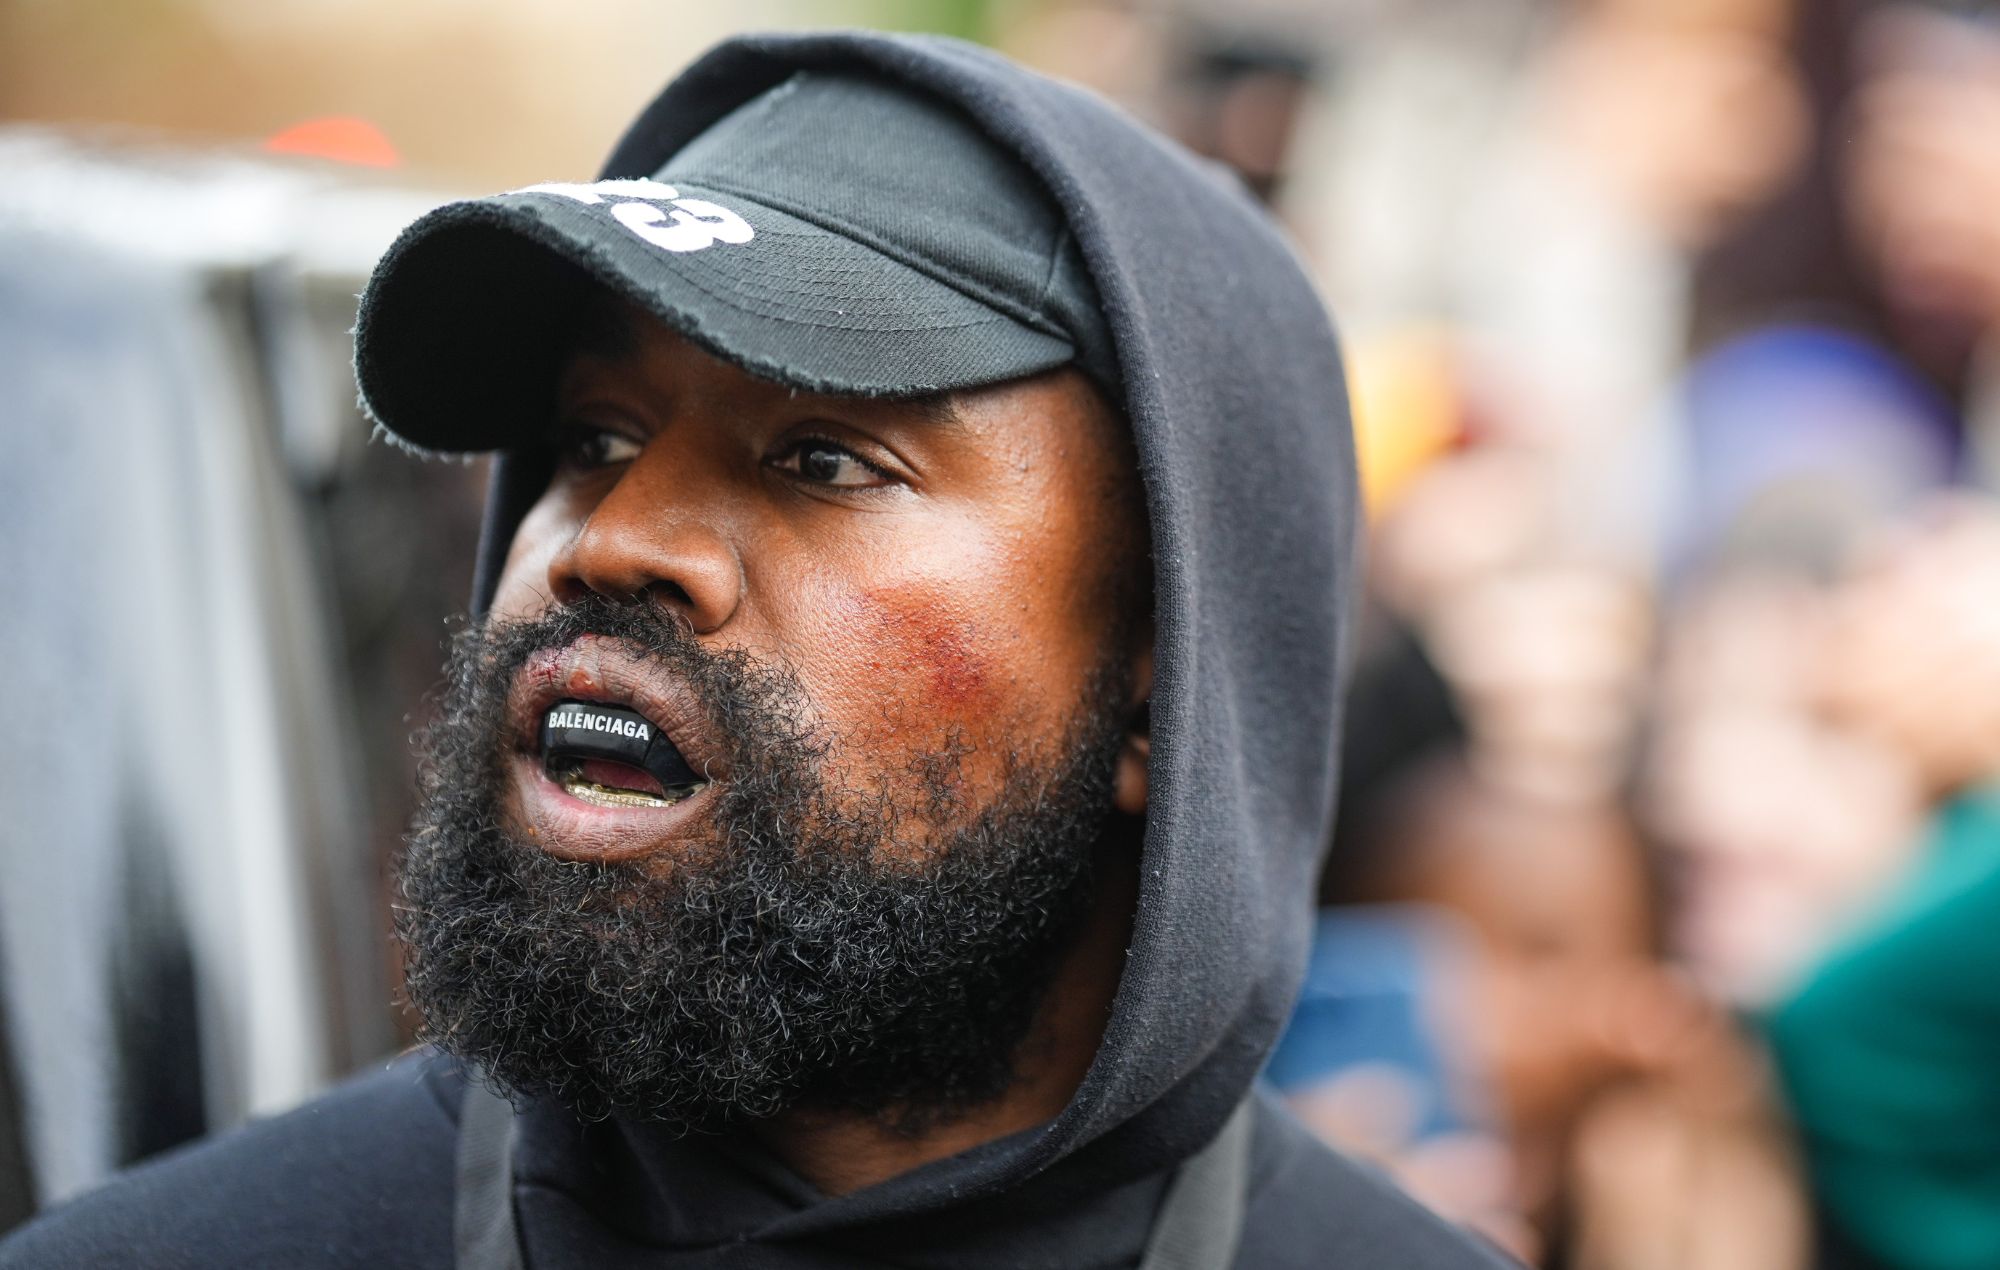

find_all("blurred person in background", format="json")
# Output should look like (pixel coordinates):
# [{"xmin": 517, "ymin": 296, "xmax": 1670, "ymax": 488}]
[
  {"xmin": 1643, "ymin": 324, "xmax": 1953, "ymax": 1010},
  {"xmin": 1643, "ymin": 566, "xmax": 1929, "ymax": 1010},
  {"xmin": 1160, "ymin": 31, "xmax": 1319, "ymax": 207},
  {"xmin": 1287, "ymin": 0, "xmax": 1813, "ymax": 582},
  {"xmin": 1767, "ymin": 500, "xmax": 2000, "ymax": 1270},
  {"xmin": 0, "ymin": 29, "xmax": 1511, "ymax": 1270},
  {"xmin": 1280, "ymin": 752, "xmax": 1809, "ymax": 1270},
  {"xmin": 1692, "ymin": 0, "xmax": 2000, "ymax": 471}
]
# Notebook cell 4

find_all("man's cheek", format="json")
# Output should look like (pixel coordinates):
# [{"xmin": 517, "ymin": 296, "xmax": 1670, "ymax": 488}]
[
  {"xmin": 490, "ymin": 503, "xmax": 573, "ymax": 624},
  {"xmin": 792, "ymin": 580, "xmax": 1036, "ymax": 782},
  {"xmin": 854, "ymin": 583, "xmax": 1000, "ymax": 712}
]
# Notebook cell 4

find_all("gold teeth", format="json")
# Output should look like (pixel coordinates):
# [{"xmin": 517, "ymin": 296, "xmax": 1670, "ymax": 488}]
[{"xmin": 559, "ymin": 771, "xmax": 675, "ymax": 809}]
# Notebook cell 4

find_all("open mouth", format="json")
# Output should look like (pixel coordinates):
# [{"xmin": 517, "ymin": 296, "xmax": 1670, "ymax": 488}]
[{"xmin": 540, "ymin": 699, "xmax": 708, "ymax": 810}]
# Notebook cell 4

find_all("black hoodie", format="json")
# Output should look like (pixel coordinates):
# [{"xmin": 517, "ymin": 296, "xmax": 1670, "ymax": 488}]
[{"xmin": 0, "ymin": 31, "xmax": 1512, "ymax": 1270}]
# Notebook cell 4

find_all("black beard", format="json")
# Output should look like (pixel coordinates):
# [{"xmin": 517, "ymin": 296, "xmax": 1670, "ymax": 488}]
[{"xmin": 395, "ymin": 595, "xmax": 1128, "ymax": 1132}]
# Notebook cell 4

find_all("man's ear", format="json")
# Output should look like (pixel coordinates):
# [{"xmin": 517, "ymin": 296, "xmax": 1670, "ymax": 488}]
[{"xmin": 1114, "ymin": 629, "xmax": 1153, "ymax": 816}]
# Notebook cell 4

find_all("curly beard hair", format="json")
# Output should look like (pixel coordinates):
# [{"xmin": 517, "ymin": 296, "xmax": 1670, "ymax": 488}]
[{"xmin": 395, "ymin": 594, "xmax": 1130, "ymax": 1132}]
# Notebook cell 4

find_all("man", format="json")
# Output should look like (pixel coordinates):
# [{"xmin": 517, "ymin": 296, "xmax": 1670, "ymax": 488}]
[{"xmin": 0, "ymin": 31, "xmax": 1511, "ymax": 1268}]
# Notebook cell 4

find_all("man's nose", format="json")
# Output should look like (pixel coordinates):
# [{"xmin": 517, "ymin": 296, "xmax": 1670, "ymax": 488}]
[{"xmin": 544, "ymin": 444, "xmax": 745, "ymax": 634}]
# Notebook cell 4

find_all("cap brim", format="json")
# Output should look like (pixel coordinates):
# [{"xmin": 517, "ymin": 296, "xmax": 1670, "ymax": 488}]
[{"xmin": 354, "ymin": 181, "xmax": 1076, "ymax": 453}]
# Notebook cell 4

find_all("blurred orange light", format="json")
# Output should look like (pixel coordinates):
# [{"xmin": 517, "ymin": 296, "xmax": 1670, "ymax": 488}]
[
  {"xmin": 263, "ymin": 116, "xmax": 401, "ymax": 169},
  {"xmin": 1348, "ymin": 327, "xmax": 1462, "ymax": 520}
]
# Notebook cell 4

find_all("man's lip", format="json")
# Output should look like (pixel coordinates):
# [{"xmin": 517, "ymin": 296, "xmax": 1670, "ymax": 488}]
[
  {"xmin": 509, "ymin": 750, "xmax": 724, "ymax": 864},
  {"xmin": 506, "ymin": 634, "xmax": 731, "ymax": 784},
  {"xmin": 502, "ymin": 635, "xmax": 732, "ymax": 864}
]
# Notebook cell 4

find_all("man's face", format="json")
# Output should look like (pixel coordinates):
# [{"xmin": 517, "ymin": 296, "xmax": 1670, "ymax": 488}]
[
  {"xmin": 396, "ymin": 300, "xmax": 1152, "ymax": 1127},
  {"xmin": 490, "ymin": 303, "xmax": 1150, "ymax": 859}
]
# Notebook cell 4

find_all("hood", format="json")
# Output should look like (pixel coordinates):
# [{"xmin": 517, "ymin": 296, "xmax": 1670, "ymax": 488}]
[{"xmin": 457, "ymin": 29, "xmax": 1357, "ymax": 1224}]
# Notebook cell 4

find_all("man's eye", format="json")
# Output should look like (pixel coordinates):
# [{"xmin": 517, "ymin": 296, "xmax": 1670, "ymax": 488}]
[
  {"xmin": 770, "ymin": 439, "xmax": 891, "ymax": 489},
  {"xmin": 558, "ymin": 425, "xmax": 642, "ymax": 469}
]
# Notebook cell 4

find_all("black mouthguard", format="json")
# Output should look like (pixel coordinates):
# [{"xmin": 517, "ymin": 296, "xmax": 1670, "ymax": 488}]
[{"xmin": 540, "ymin": 700, "xmax": 703, "ymax": 791}]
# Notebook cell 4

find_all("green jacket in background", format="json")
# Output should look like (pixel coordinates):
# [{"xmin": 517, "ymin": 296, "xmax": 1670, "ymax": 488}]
[{"xmin": 1770, "ymin": 785, "xmax": 2000, "ymax": 1270}]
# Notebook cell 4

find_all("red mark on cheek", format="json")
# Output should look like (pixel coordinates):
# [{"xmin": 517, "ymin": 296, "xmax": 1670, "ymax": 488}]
[{"xmin": 858, "ymin": 587, "xmax": 992, "ymax": 711}]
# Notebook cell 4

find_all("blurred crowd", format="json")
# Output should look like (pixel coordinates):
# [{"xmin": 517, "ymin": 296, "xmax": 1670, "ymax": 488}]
[
  {"xmin": 1135, "ymin": 2, "xmax": 2000, "ymax": 1267},
  {"xmin": 5, "ymin": 0, "xmax": 2000, "ymax": 1267}
]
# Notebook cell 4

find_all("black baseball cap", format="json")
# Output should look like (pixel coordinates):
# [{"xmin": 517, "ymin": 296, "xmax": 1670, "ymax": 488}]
[{"xmin": 354, "ymin": 70, "xmax": 1117, "ymax": 454}]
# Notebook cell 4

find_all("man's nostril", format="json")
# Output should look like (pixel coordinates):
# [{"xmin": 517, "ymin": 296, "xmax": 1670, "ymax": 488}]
[{"xmin": 646, "ymin": 580, "xmax": 696, "ymax": 611}]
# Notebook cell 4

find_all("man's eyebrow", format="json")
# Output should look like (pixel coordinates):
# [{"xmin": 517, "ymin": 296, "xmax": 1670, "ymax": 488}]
[{"xmin": 904, "ymin": 393, "xmax": 966, "ymax": 430}]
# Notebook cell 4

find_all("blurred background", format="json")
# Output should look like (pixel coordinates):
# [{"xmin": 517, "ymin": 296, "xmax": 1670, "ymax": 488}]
[{"xmin": 4, "ymin": 0, "xmax": 2000, "ymax": 1266}]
